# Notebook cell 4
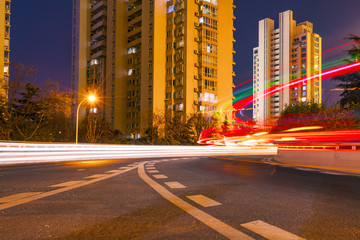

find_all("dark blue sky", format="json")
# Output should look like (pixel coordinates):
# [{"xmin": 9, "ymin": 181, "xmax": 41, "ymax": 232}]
[{"xmin": 10, "ymin": 0, "xmax": 360, "ymax": 105}]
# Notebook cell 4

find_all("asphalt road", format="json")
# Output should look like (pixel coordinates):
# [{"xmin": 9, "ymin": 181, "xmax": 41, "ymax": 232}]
[{"xmin": 1, "ymin": 156, "xmax": 359, "ymax": 240}]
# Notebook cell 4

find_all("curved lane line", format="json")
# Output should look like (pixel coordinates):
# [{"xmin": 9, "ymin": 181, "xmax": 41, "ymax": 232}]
[{"xmin": 138, "ymin": 164, "xmax": 254, "ymax": 240}]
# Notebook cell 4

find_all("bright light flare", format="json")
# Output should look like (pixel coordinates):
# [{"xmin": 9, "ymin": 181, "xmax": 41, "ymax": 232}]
[{"xmin": 88, "ymin": 95, "xmax": 96, "ymax": 102}]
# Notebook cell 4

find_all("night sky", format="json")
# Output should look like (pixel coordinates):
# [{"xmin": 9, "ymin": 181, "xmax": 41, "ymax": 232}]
[{"xmin": 10, "ymin": 0, "xmax": 360, "ymax": 106}]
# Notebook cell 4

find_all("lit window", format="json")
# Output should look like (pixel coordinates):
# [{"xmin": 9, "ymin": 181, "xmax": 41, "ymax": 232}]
[{"xmin": 167, "ymin": 5, "xmax": 174, "ymax": 13}]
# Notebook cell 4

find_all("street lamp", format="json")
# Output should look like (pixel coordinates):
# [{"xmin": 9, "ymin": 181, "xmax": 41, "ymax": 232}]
[{"xmin": 76, "ymin": 95, "xmax": 96, "ymax": 144}]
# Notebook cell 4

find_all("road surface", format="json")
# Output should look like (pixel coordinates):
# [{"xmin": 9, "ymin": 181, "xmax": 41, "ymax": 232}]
[{"xmin": 1, "ymin": 156, "xmax": 359, "ymax": 239}]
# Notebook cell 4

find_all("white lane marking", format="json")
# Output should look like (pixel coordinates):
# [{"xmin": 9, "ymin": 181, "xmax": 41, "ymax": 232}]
[
  {"xmin": 241, "ymin": 220, "xmax": 306, "ymax": 240},
  {"xmin": 186, "ymin": 194, "xmax": 221, "ymax": 207},
  {"xmin": 147, "ymin": 167, "xmax": 156, "ymax": 170},
  {"xmin": 84, "ymin": 174, "xmax": 108, "ymax": 179},
  {"xmin": 118, "ymin": 167, "xmax": 129, "ymax": 170},
  {"xmin": 0, "ymin": 192, "xmax": 42, "ymax": 203},
  {"xmin": 164, "ymin": 181, "xmax": 186, "ymax": 189},
  {"xmin": 138, "ymin": 164, "xmax": 254, "ymax": 240},
  {"xmin": 77, "ymin": 169, "xmax": 86, "ymax": 171},
  {"xmin": 146, "ymin": 164, "xmax": 155, "ymax": 167},
  {"xmin": 0, "ymin": 166, "xmax": 138, "ymax": 211},
  {"xmin": 50, "ymin": 181, "xmax": 86, "ymax": 187},
  {"xmin": 106, "ymin": 170, "xmax": 122, "ymax": 173},
  {"xmin": 153, "ymin": 174, "xmax": 168, "ymax": 179},
  {"xmin": 147, "ymin": 170, "xmax": 159, "ymax": 173}
]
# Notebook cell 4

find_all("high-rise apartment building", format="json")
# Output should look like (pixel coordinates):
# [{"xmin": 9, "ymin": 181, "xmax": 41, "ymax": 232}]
[
  {"xmin": 253, "ymin": 10, "xmax": 322, "ymax": 123},
  {"xmin": 72, "ymin": 0, "xmax": 235, "ymax": 134},
  {"xmin": 0, "ymin": 0, "xmax": 11, "ymax": 100}
]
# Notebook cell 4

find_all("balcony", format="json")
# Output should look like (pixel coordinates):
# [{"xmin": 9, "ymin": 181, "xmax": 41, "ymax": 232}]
[
  {"xmin": 91, "ymin": 0, "xmax": 106, "ymax": 13},
  {"xmin": 91, "ymin": 29, "xmax": 106, "ymax": 41},
  {"xmin": 91, "ymin": 50, "xmax": 105, "ymax": 59},
  {"xmin": 128, "ymin": 15, "xmax": 141, "ymax": 27},
  {"xmin": 5, "ymin": 2, "xmax": 10, "ymax": 13},
  {"xmin": 127, "ymin": 4, "xmax": 142, "ymax": 17},
  {"xmin": 176, "ymin": 2, "xmax": 184, "ymax": 11},
  {"xmin": 90, "ymin": 40, "xmax": 106, "ymax": 51},
  {"xmin": 5, "ymin": 15, "xmax": 10, "ymax": 26},
  {"xmin": 91, "ymin": 9, "xmax": 106, "ymax": 22},
  {"xmin": 127, "ymin": 26, "xmax": 141, "ymax": 38},
  {"xmin": 91, "ymin": 19, "xmax": 106, "ymax": 32},
  {"xmin": 5, "ymin": 32, "xmax": 10, "ymax": 39}
]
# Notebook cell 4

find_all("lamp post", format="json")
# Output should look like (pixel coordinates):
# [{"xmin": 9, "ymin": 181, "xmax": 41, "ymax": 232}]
[{"xmin": 76, "ymin": 95, "xmax": 96, "ymax": 144}]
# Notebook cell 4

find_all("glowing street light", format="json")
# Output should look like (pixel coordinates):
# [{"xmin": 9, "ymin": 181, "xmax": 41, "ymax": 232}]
[{"xmin": 76, "ymin": 95, "xmax": 96, "ymax": 144}]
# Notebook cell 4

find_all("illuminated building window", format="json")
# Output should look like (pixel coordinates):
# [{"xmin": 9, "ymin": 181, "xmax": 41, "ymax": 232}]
[
  {"xmin": 90, "ymin": 108, "xmax": 98, "ymax": 113},
  {"xmin": 199, "ymin": 16, "xmax": 218, "ymax": 30},
  {"xmin": 201, "ymin": 4, "xmax": 218, "ymax": 17},
  {"xmin": 167, "ymin": 5, "xmax": 175, "ymax": 14},
  {"xmin": 203, "ymin": 0, "xmax": 218, "ymax": 6},
  {"xmin": 176, "ymin": 103, "xmax": 183, "ymax": 111},
  {"xmin": 128, "ymin": 47, "xmax": 136, "ymax": 54}
]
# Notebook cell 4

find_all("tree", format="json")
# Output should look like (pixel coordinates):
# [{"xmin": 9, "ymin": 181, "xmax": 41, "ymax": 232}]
[
  {"xmin": 281, "ymin": 101, "xmax": 325, "ymax": 116},
  {"xmin": 187, "ymin": 112, "xmax": 219, "ymax": 140},
  {"xmin": 273, "ymin": 101, "xmax": 325, "ymax": 131},
  {"xmin": 140, "ymin": 110, "xmax": 165, "ymax": 144},
  {"xmin": 333, "ymin": 34, "xmax": 360, "ymax": 108},
  {"xmin": 81, "ymin": 113, "xmax": 110, "ymax": 143},
  {"xmin": 0, "ymin": 62, "xmax": 73, "ymax": 142},
  {"xmin": 164, "ymin": 116, "xmax": 197, "ymax": 145},
  {"xmin": 273, "ymin": 101, "xmax": 359, "ymax": 131}
]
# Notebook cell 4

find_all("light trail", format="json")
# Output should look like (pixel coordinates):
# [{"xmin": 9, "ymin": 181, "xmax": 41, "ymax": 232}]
[
  {"xmin": 322, "ymin": 39, "xmax": 360, "ymax": 54},
  {"xmin": 226, "ymin": 40, "xmax": 360, "ymax": 125},
  {"xmin": 0, "ymin": 143, "xmax": 278, "ymax": 165},
  {"xmin": 234, "ymin": 61, "xmax": 360, "ymax": 121}
]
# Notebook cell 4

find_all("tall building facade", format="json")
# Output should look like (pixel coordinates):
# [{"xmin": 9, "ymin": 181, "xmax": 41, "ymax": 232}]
[
  {"xmin": 0, "ymin": 0, "xmax": 11, "ymax": 100},
  {"xmin": 253, "ymin": 10, "xmax": 322, "ymax": 123},
  {"xmin": 72, "ymin": 0, "xmax": 235, "ymax": 134}
]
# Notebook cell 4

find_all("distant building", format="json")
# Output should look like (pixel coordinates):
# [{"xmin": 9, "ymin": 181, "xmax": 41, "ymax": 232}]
[
  {"xmin": 71, "ymin": 0, "xmax": 235, "ymax": 134},
  {"xmin": 0, "ymin": 0, "xmax": 11, "ymax": 100},
  {"xmin": 253, "ymin": 10, "xmax": 322, "ymax": 123}
]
